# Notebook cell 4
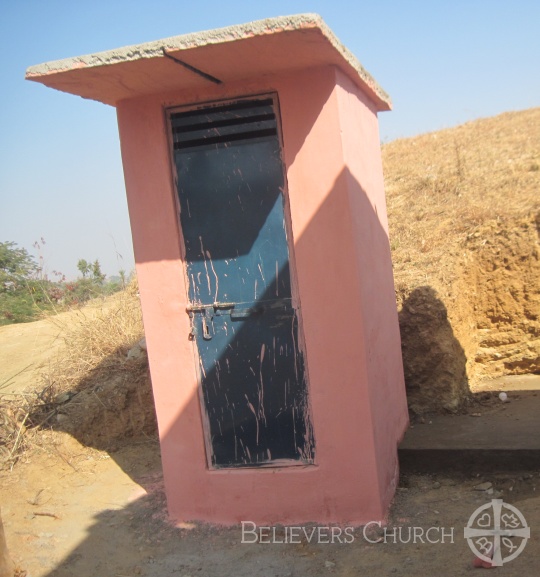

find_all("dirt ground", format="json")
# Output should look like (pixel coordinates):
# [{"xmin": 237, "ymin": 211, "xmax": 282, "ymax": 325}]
[
  {"xmin": 0, "ymin": 300, "xmax": 118, "ymax": 396},
  {"xmin": 2, "ymin": 434, "xmax": 539, "ymax": 577},
  {"xmin": 0, "ymin": 317, "xmax": 64, "ymax": 396},
  {"xmin": 2, "ymin": 314, "xmax": 539, "ymax": 576}
]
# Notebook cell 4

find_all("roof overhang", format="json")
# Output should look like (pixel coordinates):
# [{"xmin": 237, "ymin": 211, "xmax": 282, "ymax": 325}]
[{"xmin": 26, "ymin": 14, "xmax": 391, "ymax": 111}]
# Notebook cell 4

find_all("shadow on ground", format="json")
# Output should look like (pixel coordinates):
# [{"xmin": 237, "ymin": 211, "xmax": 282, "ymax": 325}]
[{"xmin": 37, "ymin": 439, "xmax": 540, "ymax": 577}]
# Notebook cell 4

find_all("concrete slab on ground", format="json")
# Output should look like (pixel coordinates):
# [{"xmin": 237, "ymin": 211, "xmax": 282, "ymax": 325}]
[{"xmin": 399, "ymin": 382, "xmax": 540, "ymax": 473}]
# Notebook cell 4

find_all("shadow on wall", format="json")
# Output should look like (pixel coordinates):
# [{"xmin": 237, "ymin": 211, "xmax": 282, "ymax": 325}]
[
  {"xmin": 27, "ymin": 68, "xmax": 408, "ymax": 568},
  {"xmin": 398, "ymin": 286, "xmax": 469, "ymax": 415},
  {"xmin": 30, "ymin": 164, "xmax": 405, "ymax": 574},
  {"xmin": 155, "ymin": 162, "xmax": 407, "ymax": 523}
]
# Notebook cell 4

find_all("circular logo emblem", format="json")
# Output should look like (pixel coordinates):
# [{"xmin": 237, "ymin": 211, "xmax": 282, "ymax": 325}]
[{"xmin": 464, "ymin": 499, "xmax": 530, "ymax": 566}]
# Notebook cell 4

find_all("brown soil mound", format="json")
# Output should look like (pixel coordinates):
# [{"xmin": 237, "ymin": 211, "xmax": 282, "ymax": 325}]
[
  {"xmin": 459, "ymin": 214, "xmax": 540, "ymax": 380},
  {"xmin": 52, "ymin": 366, "xmax": 157, "ymax": 450},
  {"xmin": 385, "ymin": 107, "xmax": 540, "ymax": 413},
  {"xmin": 32, "ymin": 285, "xmax": 158, "ymax": 450},
  {"xmin": 0, "ymin": 285, "xmax": 157, "ymax": 467}
]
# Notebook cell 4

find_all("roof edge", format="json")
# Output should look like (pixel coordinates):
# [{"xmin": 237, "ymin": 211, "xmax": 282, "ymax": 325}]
[{"xmin": 26, "ymin": 14, "xmax": 391, "ymax": 111}]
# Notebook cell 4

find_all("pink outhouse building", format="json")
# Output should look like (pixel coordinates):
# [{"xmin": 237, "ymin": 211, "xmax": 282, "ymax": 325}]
[{"xmin": 27, "ymin": 14, "xmax": 408, "ymax": 525}]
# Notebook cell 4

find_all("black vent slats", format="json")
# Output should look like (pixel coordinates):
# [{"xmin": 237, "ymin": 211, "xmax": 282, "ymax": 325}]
[{"xmin": 171, "ymin": 99, "xmax": 278, "ymax": 150}]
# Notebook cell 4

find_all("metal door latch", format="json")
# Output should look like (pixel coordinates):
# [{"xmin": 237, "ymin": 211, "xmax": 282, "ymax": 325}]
[
  {"xmin": 202, "ymin": 307, "xmax": 214, "ymax": 340},
  {"xmin": 186, "ymin": 304, "xmax": 215, "ymax": 340}
]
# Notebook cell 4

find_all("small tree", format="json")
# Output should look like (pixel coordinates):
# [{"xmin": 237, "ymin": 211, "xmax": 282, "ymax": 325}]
[
  {"xmin": 0, "ymin": 241, "xmax": 40, "ymax": 324},
  {"xmin": 91, "ymin": 259, "xmax": 106, "ymax": 284},
  {"xmin": 65, "ymin": 258, "xmax": 111, "ymax": 305},
  {"xmin": 77, "ymin": 259, "xmax": 90, "ymax": 278},
  {"xmin": 0, "ymin": 241, "xmax": 38, "ymax": 291}
]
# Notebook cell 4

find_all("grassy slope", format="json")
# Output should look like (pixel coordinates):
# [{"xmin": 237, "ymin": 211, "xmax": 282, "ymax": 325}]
[
  {"xmin": 383, "ymin": 107, "xmax": 540, "ymax": 294},
  {"xmin": 382, "ymin": 107, "xmax": 540, "ymax": 412}
]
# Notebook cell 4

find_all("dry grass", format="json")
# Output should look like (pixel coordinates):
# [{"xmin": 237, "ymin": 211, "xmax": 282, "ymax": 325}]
[
  {"xmin": 38, "ymin": 278, "xmax": 144, "ymax": 396},
  {"xmin": 0, "ymin": 402, "xmax": 30, "ymax": 469},
  {"xmin": 383, "ymin": 107, "xmax": 540, "ymax": 293},
  {"xmin": 0, "ymin": 278, "xmax": 145, "ymax": 468}
]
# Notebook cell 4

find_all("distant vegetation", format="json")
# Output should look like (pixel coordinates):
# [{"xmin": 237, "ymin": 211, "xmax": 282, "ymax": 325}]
[{"xmin": 0, "ymin": 240, "xmax": 126, "ymax": 325}]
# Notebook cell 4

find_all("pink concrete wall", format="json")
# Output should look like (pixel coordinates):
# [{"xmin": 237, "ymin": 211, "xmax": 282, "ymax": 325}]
[
  {"xmin": 116, "ymin": 65, "xmax": 407, "ymax": 525},
  {"xmin": 334, "ymin": 70, "xmax": 409, "ymax": 509}
]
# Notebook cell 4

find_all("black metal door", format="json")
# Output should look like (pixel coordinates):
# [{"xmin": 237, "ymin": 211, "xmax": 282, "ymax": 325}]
[{"xmin": 171, "ymin": 97, "xmax": 314, "ymax": 468}]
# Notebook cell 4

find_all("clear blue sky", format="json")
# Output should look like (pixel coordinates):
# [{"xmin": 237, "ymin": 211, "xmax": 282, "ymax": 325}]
[{"xmin": 1, "ymin": 1, "xmax": 538, "ymax": 279}]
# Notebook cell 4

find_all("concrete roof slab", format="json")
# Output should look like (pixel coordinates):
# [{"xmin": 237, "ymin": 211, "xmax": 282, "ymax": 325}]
[{"xmin": 26, "ymin": 14, "xmax": 391, "ymax": 110}]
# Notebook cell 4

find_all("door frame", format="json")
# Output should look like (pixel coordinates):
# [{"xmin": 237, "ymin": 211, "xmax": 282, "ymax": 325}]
[{"xmin": 166, "ymin": 92, "xmax": 314, "ymax": 469}]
